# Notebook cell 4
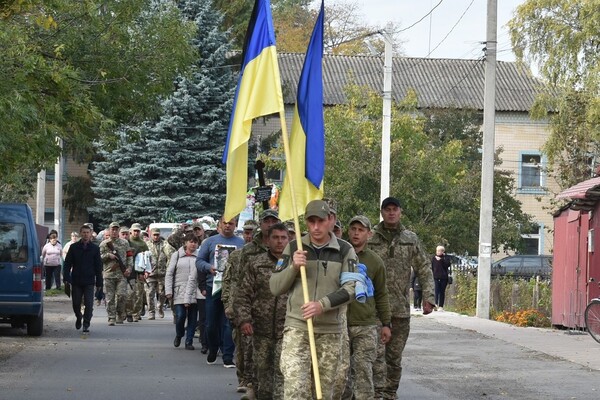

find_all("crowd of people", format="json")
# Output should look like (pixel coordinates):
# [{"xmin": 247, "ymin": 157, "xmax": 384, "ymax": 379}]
[{"xmin": 61, "ymin": 196, "xmax": 455, "ymax": 400}]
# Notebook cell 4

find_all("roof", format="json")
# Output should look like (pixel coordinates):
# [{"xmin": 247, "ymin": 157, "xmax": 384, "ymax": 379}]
[
  {"xmin": 556, "ymin": 176, "xmax": 600, "ymax": 211},
  {"xmin": 277, "ymin": 53, "xmax": 544, "ymax": 112}
]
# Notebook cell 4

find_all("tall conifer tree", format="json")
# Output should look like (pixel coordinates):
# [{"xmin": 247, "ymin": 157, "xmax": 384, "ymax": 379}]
[{"xmin": 91, "ymin": 0, "xmax": 236, "ymax": 225}]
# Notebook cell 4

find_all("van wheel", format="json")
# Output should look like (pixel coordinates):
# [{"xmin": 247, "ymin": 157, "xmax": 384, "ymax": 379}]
[{"xmin": 27, "ymin": 307, "xmax": 44, "ymax": 336}]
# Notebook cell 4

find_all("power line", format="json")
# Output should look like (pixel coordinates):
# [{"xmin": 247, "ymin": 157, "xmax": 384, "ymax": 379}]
[{"xmin": 397, "ymin": 0, "xmax": 445, "ymax": 33}]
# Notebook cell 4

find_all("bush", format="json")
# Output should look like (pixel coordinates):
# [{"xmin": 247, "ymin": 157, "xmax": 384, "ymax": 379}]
[{"xmin": 444, "ymin": 273, "xmax": 552, "ymax": 327}]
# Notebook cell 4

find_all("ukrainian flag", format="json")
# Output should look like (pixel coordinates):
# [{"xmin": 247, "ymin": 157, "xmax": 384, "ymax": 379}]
[
  {"xmin": 278, "ymin": 1, "xmax": 325, "ymax": 222},
  {"xmin": 223, "ymin": 0, "xmax": 284, "ymax": 222}
]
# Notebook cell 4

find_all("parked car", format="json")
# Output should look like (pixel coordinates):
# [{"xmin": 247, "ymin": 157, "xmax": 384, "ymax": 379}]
[
  {"xmin": 0, "ymin": 204, "xmax": 45, "ymax": 336},
  {"xmin": 491, "ymin": 255, "xmax": 552, "ymax": 279},
  {"xmin": 447, "ymin": 253, "xmax": 478, "ymax": 276}
]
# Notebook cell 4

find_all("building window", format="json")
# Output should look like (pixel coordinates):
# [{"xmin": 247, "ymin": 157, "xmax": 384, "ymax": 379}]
[
  {"xmin": 520, "ymin": 153, "xmax": 542, "ymax": 188},
  {"xmin": 521, "ymin": 224, "xmax": 541, "ymax": 255},
  {"xmin": 44, "ymin": 210, "xmax": 54, "ymax": 225},
  {"xmin": 265, "ymin": 169, "xmax": 283, "ymax": 183}
]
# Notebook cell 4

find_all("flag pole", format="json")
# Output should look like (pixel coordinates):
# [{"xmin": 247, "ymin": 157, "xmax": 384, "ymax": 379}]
[{"xmin": 278, "ymin": 110, "xmax": 323, "ymax": 399}]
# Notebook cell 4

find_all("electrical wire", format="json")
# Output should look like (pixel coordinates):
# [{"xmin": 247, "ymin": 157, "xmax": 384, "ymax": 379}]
[{"xmin": 397, "ymin": 0, "xmax": 445, "ymax": 33}]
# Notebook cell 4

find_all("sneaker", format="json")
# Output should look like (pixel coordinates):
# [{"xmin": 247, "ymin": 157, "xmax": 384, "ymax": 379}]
[
  {"xmin": 108, "ymin": 320, "xmax": 115, "ymax": 326},
  {"xmin": 185, "ymin": 344, "xmax": 195, "ymax": 350},
  {"xmin": 174, "ymin": 336, "xmax": 182, "ymax": 348},
  {"xmin": 116, "ymin": 318, "xmax": 124, "ymax": 324},
  {"xmin": 75, "ymin": 316, "xmax": 82, "ymax": 330},
  {"xmin": 95, "ymin": 299, "xmax": 101, "ymax": 306},
  {"xmin": 158, "ymin": 309, "xmax": 164, "ymax": 318},
  {"xmin": 82, "ymin": 325, "xmax": 90, "ymax": 333},
  {"xmin": 133, "ymin": 317, "xmax": 140, "ymax": 322},
  {"xmin": 438, "ymin": 307, "xmax": 444, "ymax": 312},
  {"xmin": 148, "ymin": 315, "xmax": 155, "ymax": 320},
  {"xmin": 126, "ymin": 315, "xmax": 134, "ymax": 323},
  {"xmin": 200, "ymin": 346, "xmax": 208, "ymax": 354},
  {"xmin": 207, "ymin": 351, "xmax": 217, "ymax": 364},
  {"xmin": 223, "ymin": 360, "xmax": 236, "ymax": 368}
]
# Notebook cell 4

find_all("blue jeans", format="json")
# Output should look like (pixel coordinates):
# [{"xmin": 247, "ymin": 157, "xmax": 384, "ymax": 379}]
[
  {"xmin": 175, "ymin": 303, "xmax": 198, "ymax": 346},
  {"xmin": 205, "ymin": 286, "xmax": 235, "ymax": 363}
]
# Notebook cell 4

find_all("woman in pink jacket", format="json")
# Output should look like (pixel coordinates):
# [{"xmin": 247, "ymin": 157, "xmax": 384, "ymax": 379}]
[{"xmin": 42, "ymin": 234, "xmax": 63, "ymax": 290}]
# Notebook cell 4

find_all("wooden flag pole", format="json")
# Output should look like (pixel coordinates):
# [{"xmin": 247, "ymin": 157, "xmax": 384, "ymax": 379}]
[{"xmin": 277, "ymin": 110, "xmax": 323, "ymax": 399}]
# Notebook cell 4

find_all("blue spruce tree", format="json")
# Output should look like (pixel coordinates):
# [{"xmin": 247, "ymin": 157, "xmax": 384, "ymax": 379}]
[{"xmin": 91, "ymin": 0, "xmax": 236, "ymax": 226}]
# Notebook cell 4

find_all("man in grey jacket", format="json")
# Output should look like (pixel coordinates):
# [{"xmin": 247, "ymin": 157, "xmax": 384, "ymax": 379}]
[{"xmin": 270, "ymin": 200, "xmax": 358, "ymax": 400}]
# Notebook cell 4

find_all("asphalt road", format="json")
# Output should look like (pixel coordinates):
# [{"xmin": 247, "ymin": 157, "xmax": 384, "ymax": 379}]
[{"xmin": 1, "ymin": 296, "xmax": 599, "ymax": 400}]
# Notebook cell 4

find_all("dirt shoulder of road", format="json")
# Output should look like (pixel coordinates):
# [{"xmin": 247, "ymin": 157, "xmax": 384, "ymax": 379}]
[{"xmin": 0, "ymin": 294, "xmax": 72, "ymax": 363}]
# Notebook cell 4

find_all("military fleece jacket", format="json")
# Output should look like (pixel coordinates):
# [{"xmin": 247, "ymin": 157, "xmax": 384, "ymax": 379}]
[
  {"xmin": 270, "ymin": 233, "xmax": 358, "ymax": 334},
  {"xmin": 369, "ymin": 222, "xmax": 434, "ymax": 318},
  {"xmin": 347, "ymin": 247, "xmax": 391, "ymax": 327},
  {"xmin": 235, "ymin": 250, "xmax": 288, "ymax": 339}
]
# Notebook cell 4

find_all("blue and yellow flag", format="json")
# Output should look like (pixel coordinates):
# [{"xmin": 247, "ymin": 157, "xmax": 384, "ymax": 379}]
[
  {"xmin": 223, "ymin": 0, "xmax": 284, "ymax": 222},
  {"xmin": 278, "ymin": 1, "xmax": 325, "ymax": 221}
]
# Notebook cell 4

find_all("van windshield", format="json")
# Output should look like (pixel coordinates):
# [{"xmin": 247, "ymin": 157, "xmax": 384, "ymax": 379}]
[{"xmin": 0, "ymin": 223, "xmax": 28, "ymax": 262}]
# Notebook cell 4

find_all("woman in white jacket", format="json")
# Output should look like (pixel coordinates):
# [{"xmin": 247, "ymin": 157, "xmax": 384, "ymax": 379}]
[{"xmin": 165, "ymin": 234, "xmax": 199, "ymax": 350}]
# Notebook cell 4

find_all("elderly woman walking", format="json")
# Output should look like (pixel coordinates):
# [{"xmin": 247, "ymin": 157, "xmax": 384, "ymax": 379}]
[{"xmin": 166, "ymin": 234, "xmax": 199, "ymax": 350}]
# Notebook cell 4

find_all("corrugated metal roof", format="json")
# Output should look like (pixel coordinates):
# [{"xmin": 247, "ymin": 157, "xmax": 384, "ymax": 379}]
[
  {"xmin": 278, "ymin": 53, "xmax": 544, "ymax": 112},
  {"xmin": 556, "ymin": 176, "xmax": 600, "ymax": 211}
]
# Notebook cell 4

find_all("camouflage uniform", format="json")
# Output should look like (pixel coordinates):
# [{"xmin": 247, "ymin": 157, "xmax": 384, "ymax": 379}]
[
  {"xmin": 127, "ymin": 236, "xmax": 148, "ymax": 321},
  {"xmin": 368, "ymin": 221, "xmax": 434, "ymax": 399},
  {"xmin": 221, "ymin": 248, "xmax": 253, "ymax": 388},
  {"xmin": 270, "ymin": 234, "xmax": 358, "ymax": 400},
  {"xmin": 100, "ymin": 237, "xmax": 133, "ymax": 324},
  {"xmin": 342, "ymin": 247, "xmax": 391, "ymax": 400},
  {"xmin": 234, "ymin": 250, "xmax": 288, "ymax": 400},
  {"xmin": 146, "ymin": 236, "xmax": 168, "ymax": 319},
  {"xmin": 224, "ymin": 232, "xmax": 268, "ymax": 390}
]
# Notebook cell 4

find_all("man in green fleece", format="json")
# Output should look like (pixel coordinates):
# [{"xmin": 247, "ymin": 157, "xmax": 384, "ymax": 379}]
[
  {"xmin": 270, "ymin": 199, "xmax": 358, "ymax": 400},
  {"xmin": 342, "ymin": 215, "xmax": 391, "ymax": 400}
]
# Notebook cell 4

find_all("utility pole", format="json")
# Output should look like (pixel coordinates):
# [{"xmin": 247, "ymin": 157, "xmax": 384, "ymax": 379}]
[
  {"xmin": 35, "ymin": 171, "xmax": 45, "ymax": 225},
  {"xmin": 380, "ymin": 25, "xmax": 393, "ymax": 209},
  {"xmin": 54, "ymin": 138, "xmax": 63, "ymax": 242},
  {"xmin": 476, "ymin": 0, "xmax": 497, "ymax": 319}
]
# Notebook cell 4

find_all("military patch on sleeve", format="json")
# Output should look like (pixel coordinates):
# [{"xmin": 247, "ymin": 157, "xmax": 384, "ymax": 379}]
[
  {"xmin": 348, "ymin": 258, "xmax": 358, "ymax": 272},
  {"xmin": 274, "ymin": 255, "xmax": 290, "ymax": 272}
]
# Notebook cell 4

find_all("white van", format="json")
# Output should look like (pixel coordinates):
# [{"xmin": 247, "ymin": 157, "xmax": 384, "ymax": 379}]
[{"xmin": 148, "ymin": 223, "xmax": 179, "ymax": 239}]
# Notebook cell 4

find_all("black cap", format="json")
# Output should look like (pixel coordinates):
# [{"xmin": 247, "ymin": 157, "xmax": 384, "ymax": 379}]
[{"xmin": 381, "ymin": 197, "xmax": 401, "ymax": 209}]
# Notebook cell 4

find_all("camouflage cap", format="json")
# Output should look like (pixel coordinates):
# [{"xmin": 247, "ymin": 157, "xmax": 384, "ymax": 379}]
[
  {"xmin": 243, "ymin": 219, "xmax": 259, "ymax": 230},
  {"xmin": 130, "ymin": 223, "xmax": 143, "ymax": 231},
  {"xmin": 348, "ymin": 215, "xmax": 372, "ymax": 230},
  {"xmin": 322, "ymin": 197, "xmax": 337, "ymax": 215},
  {"xmin": 109, "ymin": 221, "xmax": 120, "ymax": 229},
  {"xmin": 259, "ymin": 209, "xmax": 280, "ymax": 221},
  {"xmin": 150, "ymin": 227, "xmax": 161, "ymax": 234},
  {"xmin": 191, "ymin": 221, "xmax": 204, "ymax": 230},
  {"xmin": 284, "ymin": 220, "xmax": 296, "ymax": 232},
  {"xmin": 334, "ymin": 219, "xmax": 343, "ymax": 230},
  {"xmin": 305, "ymin": 200, "xmax": 330, "ymax": 219},
  {"xmin": 119, "ymin": 226, "xmax": 130, "ymax": 233}
]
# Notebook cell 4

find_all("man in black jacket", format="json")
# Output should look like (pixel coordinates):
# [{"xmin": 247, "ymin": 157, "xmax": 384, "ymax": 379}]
[{"xmin": 63, "ymin": 224, "xmax": 103, "ymax": 333}]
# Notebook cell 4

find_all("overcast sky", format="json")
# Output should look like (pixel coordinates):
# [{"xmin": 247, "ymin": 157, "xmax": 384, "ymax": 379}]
[{"xmin": 328, "ymin": 0, "xmax": 525, "ymax": 62}]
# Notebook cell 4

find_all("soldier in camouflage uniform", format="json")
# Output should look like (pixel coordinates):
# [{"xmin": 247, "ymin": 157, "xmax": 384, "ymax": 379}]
[
  {"xmin": 146, "ymin": 227, "xmax": 168, "ymax": 319},
  {"xmin": 234, "ymin": 223, "xmax": 289, "ymax": 399},
  {"xmin": 270, "ymin": 200, "xmax": 358, "ymax": 400},
  {"xmin": 368, "ymin": 197, "xmax": 435, "ymax": 399},
  {"xmin": 323, "ymin": 198, "xmax": 351, "ymax": 400},
  {"xmin": 222, "ymin": 220, "xmax": 257, "ymax": 395},
  {"xmin": 100, "ymin": 222, "xmax": 133, "ymax": 326},
  {"xmin": 126, "ymin": 223, "xmax": 148, "ymax": 322},
  {"xmin": 343, "ymin": 216, "xmax": 392, "ymax": 400}
]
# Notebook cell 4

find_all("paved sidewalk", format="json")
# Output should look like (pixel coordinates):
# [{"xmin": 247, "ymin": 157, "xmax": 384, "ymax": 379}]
[{"xmin": 417, "ymin": 308, "xmax": 600, "ymax": 371}]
